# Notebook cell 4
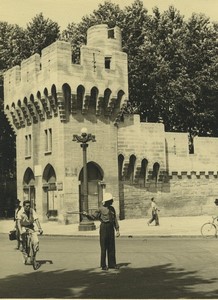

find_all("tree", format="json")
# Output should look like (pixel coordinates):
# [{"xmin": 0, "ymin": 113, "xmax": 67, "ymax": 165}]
[
  {"xmin": 121, "ymin": 0, "xmax": 150, "ymax": 111},
  {"xmin": 0, "ymin": 22, "xmax": 30, "ymax": 71},
  {"xmin": 130, "ymin": 6, "xmax": 218, "ymax": 146},
  {"xmin": 182, "ymin": 14, "xmax": 218, "ymax": 138},
  {"xmin": 26, "ymin": 13, "xmax": 60, "ymax": 55}
]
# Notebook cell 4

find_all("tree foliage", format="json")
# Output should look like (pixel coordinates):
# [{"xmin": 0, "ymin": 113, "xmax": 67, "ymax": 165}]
[
  {"xmin": 0, "ymin": 22, "xmax": 30, "ymax": 71},
  {"xmin": 26, "ymin": 13, "xmax": 60, "ymax": 55},
  {"xmin": 139, "ymin": 8, "xmax": 218, "ymax": 141},
  {"xmin": 0, "ymin": 0, "xmax": 217, "ymax": 144}
]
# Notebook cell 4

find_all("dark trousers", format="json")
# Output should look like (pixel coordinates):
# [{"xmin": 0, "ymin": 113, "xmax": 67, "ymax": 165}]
[
  {"xmin": 148, "ymin": 212, "xmax": 159, "ymax": 225},
  {"xmin": 99, "ymin": 222, "xmax": 116, "ymax": 268}
]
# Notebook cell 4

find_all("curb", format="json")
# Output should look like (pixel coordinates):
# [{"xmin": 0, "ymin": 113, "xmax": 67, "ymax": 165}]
[{"xmin": 1, "ymin": 232, "xmax": 207, "ymax": 238}]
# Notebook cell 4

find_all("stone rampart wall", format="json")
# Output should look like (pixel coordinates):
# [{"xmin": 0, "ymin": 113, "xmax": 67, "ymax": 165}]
[{"xmin": 121, "ymin": 173, "xmax": 218, "ymax": 219}]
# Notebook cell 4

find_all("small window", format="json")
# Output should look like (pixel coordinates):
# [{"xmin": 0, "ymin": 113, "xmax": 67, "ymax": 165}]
[
  {"xmin": 105, "ymin": 57, "xmax": 111, "ymax": 69},
  {"xmin": 108, "ymin": 29, "xmax": 115, "ymax": 39},
  {"xmin": 25, "ymin": 134, "xmax": 32, "ymax": 158},
  {"xmin": 45, "ymin": 128, "xmax": 52, "ymax": 153},
  {"xmin": 152, "ymin": 162, "xmax": 160, "ymax": 183}
]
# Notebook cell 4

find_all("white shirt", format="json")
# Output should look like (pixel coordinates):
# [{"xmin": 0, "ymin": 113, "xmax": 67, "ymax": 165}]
[{"xmin": 17, "ymin": 207, "xmax": 38, "ymax": 227}]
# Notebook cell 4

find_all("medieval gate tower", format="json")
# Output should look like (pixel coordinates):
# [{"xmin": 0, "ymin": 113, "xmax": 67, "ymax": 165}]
[
  {"xmin": 4, "ymin": 24, "xmax": 128, "ymax": 223},
  {"xmin": 4, "ymin": 24, "xmax": 218, "ymax": 223}
]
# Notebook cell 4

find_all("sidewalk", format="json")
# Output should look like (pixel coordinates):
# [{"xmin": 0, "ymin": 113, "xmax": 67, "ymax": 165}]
[{"xmin": 0, "ymin": 215, "xmax": 214, "ymax": 237}]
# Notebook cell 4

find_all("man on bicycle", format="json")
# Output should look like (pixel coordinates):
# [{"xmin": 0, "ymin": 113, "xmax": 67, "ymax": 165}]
[{"xmin": 16, "ymin": 200, "xmax": 43, "ymax": 256}]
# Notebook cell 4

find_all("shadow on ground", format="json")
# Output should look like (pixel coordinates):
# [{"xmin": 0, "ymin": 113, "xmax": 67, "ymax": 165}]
[{"xmin": 1, "ymin": 262, "xmax": 218, "ymax": 298}]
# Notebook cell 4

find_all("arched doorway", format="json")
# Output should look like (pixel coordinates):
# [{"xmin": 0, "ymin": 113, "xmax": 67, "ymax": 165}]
[
  {"xmin": 78, "ymin": 161, "xmax": 104, "ymax": 215},
  {"xmin": 23, "ymin": 168, "xmax": 36, "ymax": 209},
  {"xmin": 42, "ymin": 164, "xmax": 57, "ymax": 219}
]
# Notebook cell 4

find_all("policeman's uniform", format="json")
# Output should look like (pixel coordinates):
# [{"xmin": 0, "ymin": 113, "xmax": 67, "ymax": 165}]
[{"xmin": 89, "ymin": 193, "xmax": 120, "ymax": 270}]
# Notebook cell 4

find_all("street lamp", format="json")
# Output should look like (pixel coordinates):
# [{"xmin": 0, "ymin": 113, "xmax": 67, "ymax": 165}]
[{"xmin": 73, "ymin": 128, "xmax": 96, "ymax": 231}]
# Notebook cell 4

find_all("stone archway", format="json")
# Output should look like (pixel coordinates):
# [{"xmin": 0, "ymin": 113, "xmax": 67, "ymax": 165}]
[
  {"xmin": 78, "ymin": 161, "xmax": 104, "ymax": 214},
  {"xmin": 23, "ymin": 168, "xmax": 35, "ymax": 209},
  {"xmin": 42, "ymin": 164, "xmax": 57, "ymax": 219}
]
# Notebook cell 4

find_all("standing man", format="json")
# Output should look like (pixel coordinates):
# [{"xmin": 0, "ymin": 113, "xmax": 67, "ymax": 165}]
[
  {"xmin": 83, "ymin": 192, "xmax": 120, "ymax": 270},
  {"xmin": 16, "ymin": 200, "xmax": 43, "ymax": 258},
  {"xmin": 14, "ymin": 199, "xmax": 22, "ymax": 250},
  {"xmin": 147, "ymin": 197, "xmax": 160, "ymax": 226}
]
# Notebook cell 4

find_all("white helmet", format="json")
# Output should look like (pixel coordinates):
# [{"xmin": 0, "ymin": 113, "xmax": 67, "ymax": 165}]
[{"xmin": 102, "ymin": 192, "xmax": 113, "ymax": 204}]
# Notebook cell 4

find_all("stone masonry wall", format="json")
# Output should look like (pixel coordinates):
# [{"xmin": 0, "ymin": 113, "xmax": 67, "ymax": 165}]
[{"xmin": 118, "ymin": 115, "xmax": 218, "ymax": 219}]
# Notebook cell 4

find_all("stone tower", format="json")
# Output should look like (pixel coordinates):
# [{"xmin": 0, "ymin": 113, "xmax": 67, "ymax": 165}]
[{"xmin": 4, "ymin": 24, "xmax": 128, "ymax": 223}]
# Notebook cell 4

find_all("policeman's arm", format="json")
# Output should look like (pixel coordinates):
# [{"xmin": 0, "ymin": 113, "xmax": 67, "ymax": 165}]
[
  {"xmin": 113, "ymin": 208, "xmax": 120, "ymax": 237},
  {"xmin": 82, "ymin": 210, "xmax": 99, "ymax": 220}
]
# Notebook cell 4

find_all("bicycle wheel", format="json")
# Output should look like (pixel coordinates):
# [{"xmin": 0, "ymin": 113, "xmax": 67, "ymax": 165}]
[
  {"xmin": 201, "ymin": 222, "xmax": 217, "ymax": 238},
  {"xmin": 30, "ymin": 244, "xmax": 40, "ymax": 270},
  {"xmin": 22, "ymin": 234, "xmax": 29, "ymax": 265}
]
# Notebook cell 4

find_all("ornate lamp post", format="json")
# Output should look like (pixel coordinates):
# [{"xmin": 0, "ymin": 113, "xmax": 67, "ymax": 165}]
[{"xmin": 73, "ymin": 128, "xmax": 96, "ymax": 231}]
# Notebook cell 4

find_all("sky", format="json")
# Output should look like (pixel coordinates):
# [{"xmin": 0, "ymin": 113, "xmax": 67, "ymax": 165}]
[{"xmin": 0, "ymin": 0, "xmax": 217, "ymax": 30}]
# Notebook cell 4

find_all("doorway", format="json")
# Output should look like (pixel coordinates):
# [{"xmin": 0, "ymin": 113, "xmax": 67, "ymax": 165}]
[
  {"xmin": 42, "ymin": 164, "xmax": 57, "ymax": 219},
  {"xmin": 79, "ymin": 162, "xmax": 104, "ymax": 217}
]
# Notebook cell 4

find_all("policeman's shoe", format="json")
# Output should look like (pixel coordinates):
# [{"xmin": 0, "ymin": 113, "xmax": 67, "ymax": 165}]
[
  {"xmin": 101, "ymin": 266, "xmax": 108, "ymax": 270},
  {"xmin": 109, "ymin": 265, "xmax": 119, "ymax": 269}
]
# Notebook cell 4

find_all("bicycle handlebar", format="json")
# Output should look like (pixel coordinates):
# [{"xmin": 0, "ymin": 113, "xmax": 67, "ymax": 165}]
[{"xmin": 24, "ymin": 228, "xmax": 43, "ymax": 235}]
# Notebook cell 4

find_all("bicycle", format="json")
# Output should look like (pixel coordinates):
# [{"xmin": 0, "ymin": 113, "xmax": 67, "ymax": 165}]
[
  {"xmin": 21, "ymin": 228, "xmax": 43, "ymax": 270},
  {"xmin": 201, "ymin": 216, "xmax": 218, "ymax": 238}
]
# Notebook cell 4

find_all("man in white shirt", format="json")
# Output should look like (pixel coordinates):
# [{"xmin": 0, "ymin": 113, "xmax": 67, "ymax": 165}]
[
  {"xmin": 16, "ymin": 200, "xmax": 43, "ymax": 254},
  {"xmin": 147, "ymin": 197, "xmax": 160, "ymax": 226}
]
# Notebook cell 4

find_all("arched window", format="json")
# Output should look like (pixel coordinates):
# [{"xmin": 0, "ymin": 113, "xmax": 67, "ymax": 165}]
[
  {"xmin": 90, "ymin": 87, "xmax": 98, "ymax": 111},
  {"xmin": 139, "ymin": 159, "xmax": 148, "ymax": 187},
  {"xmin": 127, "ymin": 155, "xmax": 136, "ymax": 183},
  {"xmin": 51, "ymin": 85, "xmax": 58, "ymax": 107},
  {"xmin": 77, "ymin": 85, "xmax": 85, "ymax": 111},
  {"xmin": 152, "ymin": 162, "xmax": 160, "ymax": 183},
  {"xmin": 62, "ymin": 83, "xmax": 71, "ymax": 119},
  {"xmin": 103, "ymin": 88, "xmax": 112, "ymax": 113},
  {"xmin": 23, "ymin": 168, "xmax": 35, "ymax": 209}
]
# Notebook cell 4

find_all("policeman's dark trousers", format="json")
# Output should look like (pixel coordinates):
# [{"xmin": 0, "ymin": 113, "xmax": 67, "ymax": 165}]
[{"xmin": 99, "ymin": 222, "xmax": 116, "ymax": 268}]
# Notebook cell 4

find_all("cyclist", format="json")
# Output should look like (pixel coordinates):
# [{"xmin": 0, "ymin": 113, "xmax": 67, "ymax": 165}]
[{"xmin": 16, "ymin": 200, "xmax": 43, "ymax": 260}]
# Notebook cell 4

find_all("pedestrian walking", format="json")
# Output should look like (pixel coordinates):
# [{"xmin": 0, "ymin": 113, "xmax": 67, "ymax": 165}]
[
  {"xmin": 147, "ymin": 197, "xmax": 160, "ymax": 226},
  {"xmin": 83, "ymin": 192, "xmax": 120, "ymax": 270},
  {"xmin": 14, "ymin": 199, "xmax": 22, "ymax": 250}
]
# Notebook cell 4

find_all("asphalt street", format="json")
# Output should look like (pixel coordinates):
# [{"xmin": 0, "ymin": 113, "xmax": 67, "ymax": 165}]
[{"xmin": 1, "ymin": 234, "xmax": 218, "ymax": 299}]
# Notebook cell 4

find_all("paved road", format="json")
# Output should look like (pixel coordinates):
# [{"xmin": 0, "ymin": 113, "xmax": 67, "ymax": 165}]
[{"xmin": 1, "ymin": 234, "xmax": 218, "ymax": 299}]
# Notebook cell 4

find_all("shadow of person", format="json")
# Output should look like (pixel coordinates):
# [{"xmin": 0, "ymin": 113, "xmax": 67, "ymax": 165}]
[
  {"xmin": 33, "ymin": 259, "xmax": 53, "ymax": 270},
  {"xmin": 117, "ymin": 262, "xmax": 131, "ymax": 268},
  {"xmin": 37, "ymin": 259, "xmax": 53, "ymax": 265}
]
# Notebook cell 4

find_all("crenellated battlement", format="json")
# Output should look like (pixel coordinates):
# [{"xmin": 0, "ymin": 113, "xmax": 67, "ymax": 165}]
[
  {"xmin": 118, "ymin": 115, "xmax": 218, "ymax": 181},
  {"xmin": 169, "ymin": 170, "xmax": 218, "ymax": 178},
  {"xmin": 4, "ymin": 25, "xmax": 129, "ymax": 131}
]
